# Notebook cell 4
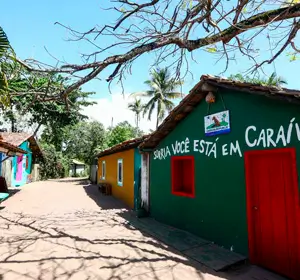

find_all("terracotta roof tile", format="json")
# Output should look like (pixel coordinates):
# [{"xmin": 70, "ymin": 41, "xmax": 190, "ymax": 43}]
[
  {"xmin": 97, "ymin": 135, "xmax": 149, "ymax": 158},
  {"xmin": 0, "ymin": 132, "xmax": 31, "ymax": 147},
  {"xmin": 139, "ymin": 74, "xmax": 300, "ymax": 150}
]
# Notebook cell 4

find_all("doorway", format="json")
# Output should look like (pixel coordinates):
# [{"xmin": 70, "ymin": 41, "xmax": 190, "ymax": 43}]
[{"xmin": 244, "ymin": 148, "xmax": 300, "ymax": 279}]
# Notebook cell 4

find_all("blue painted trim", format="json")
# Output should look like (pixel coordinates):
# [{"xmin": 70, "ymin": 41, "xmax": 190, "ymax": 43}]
[
  {"xmin": 11, "ymin": 141, "xmax": 33, "ymax": 187},
  {"xmin": 134, "ymin": 148, "xmax": 142, "ymax": 210},
  {"xmin": 205, "ymin": 128, "xmax": 231, "ymax": 137}
]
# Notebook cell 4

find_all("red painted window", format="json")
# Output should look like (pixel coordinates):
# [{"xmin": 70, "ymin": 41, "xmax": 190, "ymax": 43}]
[{"xmin": 171, "ymin": 156, "xmax": 195, "ymax": 198}]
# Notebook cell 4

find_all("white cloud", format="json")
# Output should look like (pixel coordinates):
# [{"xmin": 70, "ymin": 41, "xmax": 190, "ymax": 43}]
[{"xmin": 81, "ymin": 93, "xmax": 156, "ymax": 132}]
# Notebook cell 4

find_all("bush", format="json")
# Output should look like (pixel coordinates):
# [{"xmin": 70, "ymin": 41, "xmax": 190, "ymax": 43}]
[{"xmin": 40, "ymin": 143, "xmax": 70, "ymax": 180}]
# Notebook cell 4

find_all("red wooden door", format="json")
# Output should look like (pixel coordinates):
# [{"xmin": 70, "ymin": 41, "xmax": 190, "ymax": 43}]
[{"xmin": 245, "ymin": 148, "xmax": 300, "ymax": 279}]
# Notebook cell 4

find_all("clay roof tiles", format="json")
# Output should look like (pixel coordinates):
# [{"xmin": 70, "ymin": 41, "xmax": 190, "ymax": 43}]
[
  {"xmin": 0, "ymin": 132, "xmax": 42, "ymax": 157},
  {"xmin": 139, "ymin": 74, "xmax": 300, "ymax": 150},
  {"xmin": 97, "ymin": 135, "xmax": 149, "ymax": 158}
]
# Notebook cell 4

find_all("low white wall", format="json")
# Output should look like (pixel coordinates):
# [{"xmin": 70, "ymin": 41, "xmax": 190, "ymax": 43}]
[{"xmin": 141, "ymin": 153, "xmax": 150, "ymax": 211}]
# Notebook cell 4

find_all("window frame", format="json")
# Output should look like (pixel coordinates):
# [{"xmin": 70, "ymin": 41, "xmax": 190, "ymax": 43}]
[
  {"xmin": 117, "ymin": 159, "xmax": 123, "ymax": 186},
  {"xmin": 101, "ymin": 160, "xmax": 106, "ymax": 180},
  {"xmin": 171, "ymin": 155, "xmax": 195, "ymax": 198}
]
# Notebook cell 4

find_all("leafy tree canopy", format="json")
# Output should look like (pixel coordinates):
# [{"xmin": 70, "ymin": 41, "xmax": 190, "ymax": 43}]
[
  {"xmin": 107, "ymin": 121, "xmax": 144, "ymax": 147},
  {"xmin": 0, "ymin": 55, "xmax": 95, "ymax": 135}
]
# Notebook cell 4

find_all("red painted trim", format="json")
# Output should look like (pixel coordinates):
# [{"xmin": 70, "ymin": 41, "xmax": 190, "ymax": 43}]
[
  {"xmin": 244, "ymin": 150, "xmax": 255, "ymax": 263},
  {"xmin": 171, "ymin": 155, "xmax": 195, "ymax": 198},
  {"xmin": 244, "ymin": 147, "xmax": 300, "ymax": 278}
]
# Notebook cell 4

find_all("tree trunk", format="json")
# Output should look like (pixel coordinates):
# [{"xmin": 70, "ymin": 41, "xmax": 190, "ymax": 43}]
[
  {"xmin": 156, "ymin": 107, "xmax": 159, "ymax": 129},
  {"xmin": 33, "ymin": 123, "xmax": 42, "ymax": 137},
  {"xmin": 11, "ymin": 118, "xmax": 15, "ymax": 132},
  {"xmin": 136, "ymin": 113, "xmax": 140, "ymax": 129}
]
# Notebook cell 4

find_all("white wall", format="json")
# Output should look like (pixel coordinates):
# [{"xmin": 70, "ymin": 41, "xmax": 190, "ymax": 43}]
[{"xmin": 141, "ymin": 153, "xmax": 150, "ymax": 211}]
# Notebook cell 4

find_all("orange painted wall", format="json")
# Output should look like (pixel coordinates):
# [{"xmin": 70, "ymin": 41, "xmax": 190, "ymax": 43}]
[{"xmin": 98, "ymin": 149, "xmax": 135, "ymax": 208}]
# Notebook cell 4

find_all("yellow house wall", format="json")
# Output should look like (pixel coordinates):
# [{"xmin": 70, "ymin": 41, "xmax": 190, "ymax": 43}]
[{"xmin": 98, "ymin": 149, "xmax": 135, "ymax": 208}]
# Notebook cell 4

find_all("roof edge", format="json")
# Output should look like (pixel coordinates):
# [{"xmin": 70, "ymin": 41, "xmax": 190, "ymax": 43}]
[{"xmin": 97, "ymin": 134, "xmax": 150, "ymax": 158}]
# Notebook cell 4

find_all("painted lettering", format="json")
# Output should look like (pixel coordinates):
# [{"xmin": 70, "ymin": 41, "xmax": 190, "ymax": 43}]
[
  {"xmin": 257, "ymin": 129, "xmax": 266, "ymax": 148},
  {"xmin": 193, "ymin": 140, "xmax": 199, "ymax": 152},
  {"xmin": 208, "ymin": 143, "xmax": 217, "ymax": 158},
  {"xmin": 245, "ymin": 126, "xmax": 257, "ymax": 147},
  {"xmin": 180, "ymin": 141, "xmax": 185, "ymax": 153},
  {"xmin": 230, "ymin": 141, "xmax": 242, "ymax": 157},
  {"xmin": 185, "ymin": 138, "xmax": 190, "ymax": 153},
  {"xmin": 266, "ymin": 129, "xmax": 276, "ymax": 147},
  {"xmin": 205, "ymin": 141, "xmax": 213, "ymax": 155},
  {"xmin": 276, "ymin": 126, "xmax": 287, "ymax": 146},
  {"xmin": 295, "ymin": 123, "xmax": 300, "ymax": 141},
  {"xmin": 287, "ymin": 118, "xmax": 295, "ymax": 144},
  {"xmin": 166, "ymin": 146, "xmax": 171, "ymax": 158},
  {"xmin": 222, "ymin": 144, "xmax": 228, "ymax": 156},
  {"xmin": 199, "ymin": 140, "xmax": 205, "ymax": 153}
]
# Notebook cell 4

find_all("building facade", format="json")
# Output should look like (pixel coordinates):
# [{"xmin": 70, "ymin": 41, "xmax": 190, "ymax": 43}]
[
  {"xmin": 1, "ymin": 133, "xmax": 42, "ymax": 188},
  {"xmin": 97, "ymin": 136, "xmax": 147, "ymax": 209},
  {"xmin": 140, "ymin": 75, "xmax": 300, "ymax": 279}
]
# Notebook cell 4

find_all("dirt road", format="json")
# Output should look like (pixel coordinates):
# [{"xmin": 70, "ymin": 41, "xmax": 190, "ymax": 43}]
[{"xmin": 0, "ymin": 179, "xmax": 286, "ymax": 280}]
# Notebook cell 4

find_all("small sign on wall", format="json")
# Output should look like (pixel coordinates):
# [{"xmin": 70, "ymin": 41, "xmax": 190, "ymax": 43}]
[{"xmin": 204, "ymin": 110, "xmax": 230, "ymax": 137}]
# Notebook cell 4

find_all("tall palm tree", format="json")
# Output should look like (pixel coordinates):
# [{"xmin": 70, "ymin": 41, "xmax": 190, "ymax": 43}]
[
  {"xmin": 132, "ymin": 68, "xmax": 183, "ymax": 128},
  {"xmin": 0, "ymin": 26, "xmax": 12, "ymax": 106},
  {"xmin": 0, "ymin": 27, "xmax": 10, "ymax": 92},
  {"xmin": 128, "ymin": 98, "xmax": 144, "ymax": 128}
]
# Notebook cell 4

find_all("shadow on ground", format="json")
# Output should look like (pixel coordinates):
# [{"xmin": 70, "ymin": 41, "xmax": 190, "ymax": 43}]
[
  {"xmin": 81, "ymin": 182, "xmax": 286, "ymax": 280},
  {"xmin": 0, "ymin": 179, "xmax": 287, "ymax": 280}
]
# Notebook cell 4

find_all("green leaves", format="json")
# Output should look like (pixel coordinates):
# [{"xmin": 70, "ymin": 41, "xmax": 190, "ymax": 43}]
[
  {"xmin": 181, "ymin": 0, "xmax": 193, "ymax": 10},
  {"xmin": 205, "ymin": 46, "xmax": 217, "ymax": 53},
  {"xmin": 0, "ymin": 26, "xmax": 12, "ymax": 106},
  {"xmin": 142, "ymin": 67, "xmax": 182, "ymax": 127},
  {"xmin": 0, "ymin": 26, "xmax": 10, "ymax": 56},
  {"xmin": 107, "ymin": 121, "xmax": 141, "ymax": 147},
  {"xmin": 287, "ymin": 51, "xmax": 299, "ymax": 62},
  {"xmin": 229, "ymin": 72, "xmax": 287, "ymax": 86}
]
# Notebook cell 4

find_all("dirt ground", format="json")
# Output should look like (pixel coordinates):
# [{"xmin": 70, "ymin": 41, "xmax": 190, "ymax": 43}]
[{"xmin": 0, "ymin": 179, "xmax": 286, "ymax": 280}]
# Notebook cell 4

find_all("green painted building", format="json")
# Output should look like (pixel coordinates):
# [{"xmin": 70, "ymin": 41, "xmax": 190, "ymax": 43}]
[{"xmin": 139, "ymin": 75, "xmax": 300, "ymax": 279}]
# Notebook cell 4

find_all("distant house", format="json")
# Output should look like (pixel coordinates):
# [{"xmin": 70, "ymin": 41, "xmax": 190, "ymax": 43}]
[
  {"xmin": 139, "ymin": 75, "xmax": 300, "ymax": 279},
  {"xmin": 97, "ymin": 135, "xmax": 148, "ymax": 209},
  {"xmin": 0, "ymin": 132, "xmax": 42, "ymax": 187},
  {"xmin": 0, "ymin": 136, "xmax": 27, "ymax": 193},
  {"xmin": 69, "ymin": 159, "xmax": 86, "ymax": 177}
]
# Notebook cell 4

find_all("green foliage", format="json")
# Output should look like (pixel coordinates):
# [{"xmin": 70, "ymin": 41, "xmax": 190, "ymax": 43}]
[
  {"xmin": 0, "ymin": 27, "xmax": 10, "ymax": 56},
  {"xmin": 61, "ymin": 121, "xmax": 107, "ymax": 165},
  {"xmin": 128, "ymin": 98, "xmax": 144, "ymax": 128},
  {"xmin": 206, "ymin": 46, "xmax": 217, "ymax": 53},
  {"xmin": 0, "ymin": 26, "xmax": 12, "ymax": 106},
  {"xmin": 41, "ymin": 120, "xmax": 144, "ymax": 179},
  {"xmin": 107, "ymin": 121, "xmax": 143, "ymax": 147},
  {"xmin": 39, "ymin": 143, "xmax": 70, "ymax": 180},
  {"xmin": 1, "ymin": 58, "xmax": 95, "ymax": 134},
  {"xmin": 229, "ymin": 72, "xmax": 287, "ymax": 86},
  {"xmin": 131, "ymin": 68, "xmax": 182, "ymax": 128}
]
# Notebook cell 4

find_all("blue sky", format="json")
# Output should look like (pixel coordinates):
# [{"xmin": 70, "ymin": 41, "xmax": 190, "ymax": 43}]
[{"xmin": 2, "ymin": 1, "xmax": 300, "ymax": 130}]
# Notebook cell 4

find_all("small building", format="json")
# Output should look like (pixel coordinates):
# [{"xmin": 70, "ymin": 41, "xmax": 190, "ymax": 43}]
[
  {"xmin": 0, "ymin": 132, "xmax": 42, "ymax": 187},
  {"xmin": 139, "ymin": 75, "xmax": 300, "ymax": 279},
  {"xmin": 0, "ymin": 137, "xmax": 27, "ymax": 193},
  {"xmin": 97, "ymin": 135, "xmax": 148, "ymax": 209},
  {"xmin": 69, "ymin": 159, "xmax": 86, "ymax": 177}
]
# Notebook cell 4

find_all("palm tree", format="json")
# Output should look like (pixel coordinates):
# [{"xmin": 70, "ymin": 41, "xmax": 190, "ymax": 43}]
[
  {"xmin": 0, "ymin": 26, "xmax": 12, "ymax": 105},
  {"xmin": 132, "ymin": 68, "xmax": 183, "ymax": 128},
  {"xmin": 0, "ymin": 27, "xmax": 10, "ymax": 91},
  {"xmin": 128, "ymin": 98, "xmax": 144, "ymax": 128}
]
